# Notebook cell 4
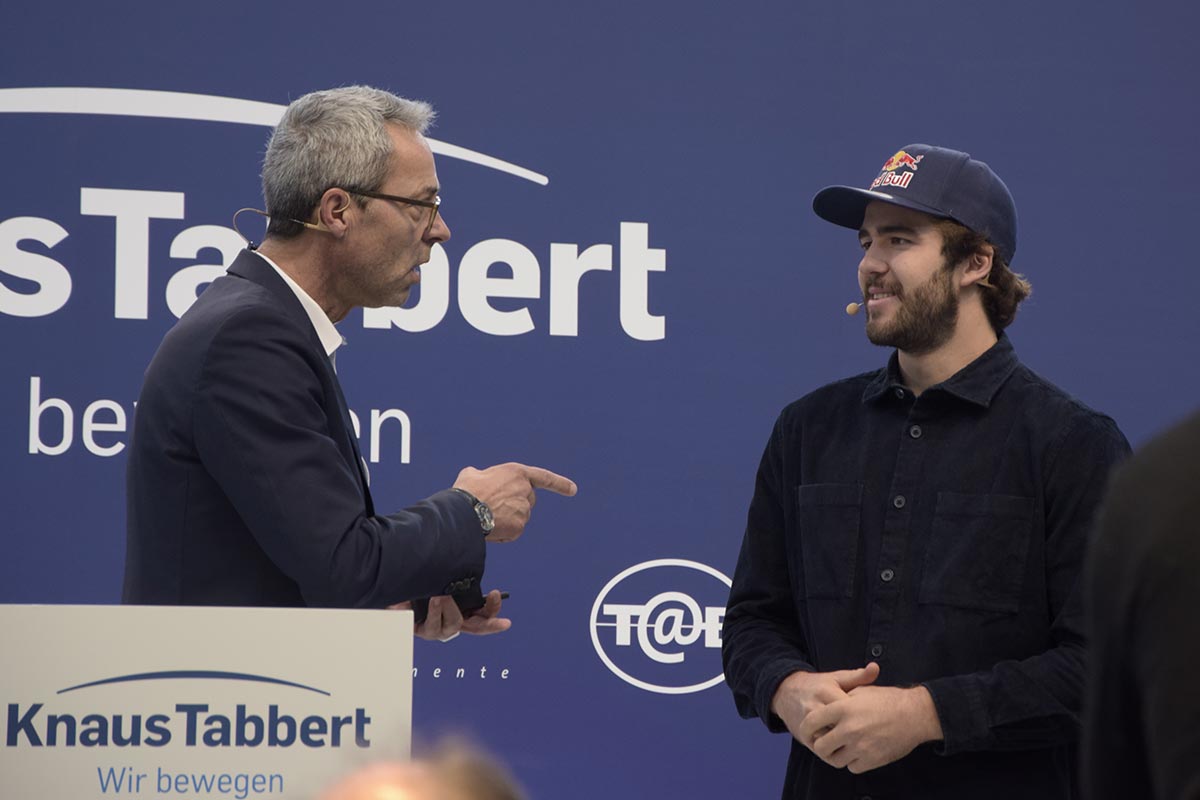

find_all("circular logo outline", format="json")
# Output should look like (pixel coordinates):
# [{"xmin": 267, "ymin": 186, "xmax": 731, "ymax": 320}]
[{"xmin": 589, "ymin": 558, "xmax": 731, "ymax": 695}]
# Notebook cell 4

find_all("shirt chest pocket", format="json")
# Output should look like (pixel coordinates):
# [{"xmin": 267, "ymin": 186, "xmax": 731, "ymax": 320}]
[
  {"xmin": 796, "ymin": 483, "xmax": 862, "ymax": 599},
  {"xmin": 919, "ymin": 492, "xmax": 1036, "ymax": 614}
]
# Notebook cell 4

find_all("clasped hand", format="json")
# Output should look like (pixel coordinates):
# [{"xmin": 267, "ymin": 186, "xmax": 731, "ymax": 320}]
[{"xmin": 771, "ymin": 662, "xmax": 943, "ymax": 774}]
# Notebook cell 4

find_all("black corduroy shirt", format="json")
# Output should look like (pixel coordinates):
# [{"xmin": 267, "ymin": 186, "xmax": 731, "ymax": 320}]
[{"xmin": 723, "ymin": 335, "xmax": 1130, "ymax": 800}]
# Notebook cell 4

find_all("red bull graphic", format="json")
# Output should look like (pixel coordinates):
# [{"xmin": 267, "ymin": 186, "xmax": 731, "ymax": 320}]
[{"xmin": 870, "ymin": 149, "xmax": 923, "ymax": 190}]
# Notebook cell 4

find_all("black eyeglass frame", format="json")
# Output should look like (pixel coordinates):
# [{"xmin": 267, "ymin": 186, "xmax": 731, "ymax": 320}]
[{"xmin": 346, "ymin": 188, "xmax": 441, "ymax": 236}]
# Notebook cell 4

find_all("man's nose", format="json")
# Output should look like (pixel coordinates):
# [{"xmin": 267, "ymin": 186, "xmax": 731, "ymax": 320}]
[
  {"xmin": 427, "ymin": 211, "xmax": 451, "ymax": 243},
  {"xmin": 859, "ymin": 245, "xmax": 887, "ymax": 278}
]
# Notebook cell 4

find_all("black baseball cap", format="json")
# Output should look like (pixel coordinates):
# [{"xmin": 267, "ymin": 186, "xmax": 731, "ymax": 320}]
[{"xmin": 812, "ymin": 144, "xmax": 1018, "ymax": 264}]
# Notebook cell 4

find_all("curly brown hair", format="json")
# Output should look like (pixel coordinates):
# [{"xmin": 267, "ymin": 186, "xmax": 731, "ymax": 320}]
[{"xmin": 934, "ymin": 218, "xmax": 1032, "ymax": 332}]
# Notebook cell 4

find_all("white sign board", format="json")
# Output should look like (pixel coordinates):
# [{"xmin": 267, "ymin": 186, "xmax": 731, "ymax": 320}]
[{"xmin": 1, "ymin": 604, "xmax": 413, "ymax": 799}]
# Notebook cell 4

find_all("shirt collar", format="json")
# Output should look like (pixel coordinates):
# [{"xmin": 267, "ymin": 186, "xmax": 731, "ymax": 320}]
[
  {"xmin": 254, "ymin": 252, "xmax": 344, "ymax": 360},
  {"xmin": 863, "ymin": 334, "xmax": 1019, "ymax": 408}
]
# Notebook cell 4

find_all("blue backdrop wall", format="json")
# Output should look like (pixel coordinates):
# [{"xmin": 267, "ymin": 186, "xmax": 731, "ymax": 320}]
[{"xmin": 3, "ymin": 2, "xmax": 1198, "ymax": 797}]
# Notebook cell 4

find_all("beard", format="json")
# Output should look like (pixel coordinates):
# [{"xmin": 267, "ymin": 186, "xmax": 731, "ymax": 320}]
[{"xmin": 865, "ymin": 263, "xmax": 959, "ymax": 354}]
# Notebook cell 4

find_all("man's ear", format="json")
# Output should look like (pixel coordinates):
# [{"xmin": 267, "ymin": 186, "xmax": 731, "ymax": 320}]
[
  {"xmin": 961, "ymin": 243, "xmax": 995, "ymax": 289},
  {"xmin": 315, "ymin": 188, "xmax": 353, "ymax": 235}
]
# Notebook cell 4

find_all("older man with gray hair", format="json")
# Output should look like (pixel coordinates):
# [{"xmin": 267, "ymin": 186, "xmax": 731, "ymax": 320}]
[{"xmin": 124, "ymin": 86, "xmax": 575, "ymax": 639}]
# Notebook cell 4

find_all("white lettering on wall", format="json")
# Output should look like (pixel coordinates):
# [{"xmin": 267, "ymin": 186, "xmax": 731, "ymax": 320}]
[
  {"xmin": 28, "ymin": 376, "xmax": 127, "ymax": 457},
  {"xmin": 165, "ymin": 224, "xmax": 245, "ymax": 318},
  {"xmin": 458, "ymin": 239, "xmax": 541, "ymax": 336},
  {"xmin": 619, "ymin": 222, "xmax": 666, "ymax": 341},
  {"xmin": 79, "ymin": 187, "xmax": 185, "ymax": 320},
  {"xmin": 27, "ymin": 375, "xmax": 410, "ymax": 462},
  {"xmin": 4, "ymin": 187, "xmax": 668, "ymax": 339},
  {"xmin": 549, "ymin": 242, "xmax": 612, "ymax": 337},
  {"xmin": 0, "ymin": 217, "xmax": 71, "ymax": 317}
]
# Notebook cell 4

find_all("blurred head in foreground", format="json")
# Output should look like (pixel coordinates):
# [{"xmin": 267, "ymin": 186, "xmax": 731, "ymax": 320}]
[{"xmin": 319, "ymin": 742, "xmax": 525, "ymax": 800}]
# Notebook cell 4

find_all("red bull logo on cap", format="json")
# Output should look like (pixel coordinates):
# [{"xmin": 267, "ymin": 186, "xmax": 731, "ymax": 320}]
[{"xmin": 870, "ymin": 150, "xmax": 923, "ymax": 190}]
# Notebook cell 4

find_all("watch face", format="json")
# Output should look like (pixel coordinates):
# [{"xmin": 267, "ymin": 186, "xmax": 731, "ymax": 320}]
[{"xmin": 477, "ymin": 503, "xmax": 496, "ymax": 532}]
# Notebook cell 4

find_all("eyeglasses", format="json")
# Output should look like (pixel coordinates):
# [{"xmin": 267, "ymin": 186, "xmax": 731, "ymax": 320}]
[{"xmin": 346, "ymin": 189, "xmax": 441, "ymax": 236}]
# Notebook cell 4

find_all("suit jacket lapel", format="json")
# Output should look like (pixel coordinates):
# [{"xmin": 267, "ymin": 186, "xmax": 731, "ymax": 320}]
[
  {"xmin": 328, "ymin": 373, "xmax": 375, "ymax": 517},
  {"xmin": 226, "ymin": 249, "xmax": 375, "ymax": 512}
]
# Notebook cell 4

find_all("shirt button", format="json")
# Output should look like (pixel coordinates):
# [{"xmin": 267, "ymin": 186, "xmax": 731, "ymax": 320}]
[
  {"xmin": 880, "ymin": 568, "xmax": 895, "ymax": 582},
  {"xmin": 893, "ymin": 495, "xmax": 906, "ymax": 509},
  {"xmin": 870, "ymin": 644, "xmax": 883, "ymax": 658},
  {"xmin": 893, "ymin": 388, "xmax": 904, "ymax": 399},
  {"xmin": 909, "ymin": 424, "xmax": 922, "ymax": 439}
]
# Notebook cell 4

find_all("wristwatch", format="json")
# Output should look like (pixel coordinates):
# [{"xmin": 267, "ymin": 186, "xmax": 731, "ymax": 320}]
[{"xmin": 450, "ymin": 487, "xmax": 495, "ymax": 534}]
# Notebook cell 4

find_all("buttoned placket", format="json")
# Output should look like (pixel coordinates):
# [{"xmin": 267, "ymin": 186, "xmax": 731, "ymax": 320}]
[{"xmin": 864, "ymin": 389, "xmax": 926, "ymax": 666}]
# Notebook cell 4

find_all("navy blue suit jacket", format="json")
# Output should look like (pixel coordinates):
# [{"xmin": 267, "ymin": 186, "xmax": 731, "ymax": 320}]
[{"xmin": 123, "ymin": 249, "xmax": 484, "ymax": 607}]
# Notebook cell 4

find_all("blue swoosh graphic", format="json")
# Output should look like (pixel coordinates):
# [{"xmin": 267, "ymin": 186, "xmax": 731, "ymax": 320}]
[
  {"xmin": 0, "ymin": 86, "xmax": 549, "ymax": 186},
  {"xmin": 57, "ymin": 670, "xmax": 331, "ymax": 696}
]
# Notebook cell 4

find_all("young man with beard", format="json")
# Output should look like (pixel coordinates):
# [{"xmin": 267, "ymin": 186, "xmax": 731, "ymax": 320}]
[{"xmin": 722, "ymin": 144, "xmax": 1129, "ymax": 799}]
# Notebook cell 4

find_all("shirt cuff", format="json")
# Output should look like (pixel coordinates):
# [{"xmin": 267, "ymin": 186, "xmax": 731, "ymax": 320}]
[
  {"xmin": 922, "ymin": 674, "xmax": 992, "ymax": 755},
  {"xmin": 756, "ymin": 659, "xmax": 813, "ymax": 733}
]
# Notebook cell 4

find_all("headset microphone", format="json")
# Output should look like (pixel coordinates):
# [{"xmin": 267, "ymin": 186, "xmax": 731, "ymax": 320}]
[{"xmin": 845, "ymin": 302, "xmax": 863, "ymax": 316}]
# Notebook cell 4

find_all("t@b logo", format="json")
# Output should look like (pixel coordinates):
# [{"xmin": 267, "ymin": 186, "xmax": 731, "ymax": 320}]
[{"xmin": 589, "ymin": 559, "xmax": 730, "ymax": 695}]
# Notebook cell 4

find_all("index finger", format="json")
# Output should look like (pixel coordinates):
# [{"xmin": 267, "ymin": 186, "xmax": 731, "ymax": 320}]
[
  {"xmin": 797, "ymin": 704, "xmax": 838, "ymax": 747},
  {"xmin": 521, "ymin": 465, "xmax": 577, "ymax": 496}
]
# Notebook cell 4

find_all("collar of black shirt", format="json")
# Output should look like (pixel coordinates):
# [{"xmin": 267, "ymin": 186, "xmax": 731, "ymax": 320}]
[{"xmin": 862, "ymin": 334, "xmax": 1019, "ymax": 408}]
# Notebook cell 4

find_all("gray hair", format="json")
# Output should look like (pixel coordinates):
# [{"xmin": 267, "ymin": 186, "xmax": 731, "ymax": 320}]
[{"xmin": 261, "ymin": 85, "xmax": 435, "ymax": 238}]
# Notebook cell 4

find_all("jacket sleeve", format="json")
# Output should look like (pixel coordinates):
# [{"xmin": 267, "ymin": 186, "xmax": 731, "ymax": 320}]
[
  {"xmin": 722, "ymin": 414, "xmax": 815, "ymax": 732},
  {"xmin": 922, "ymin": 412, "xmax": 1130, "ymax": 754},
  {"xmin": 191, "ymin": 304, "xmax": 485, "ymax": 608}
]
